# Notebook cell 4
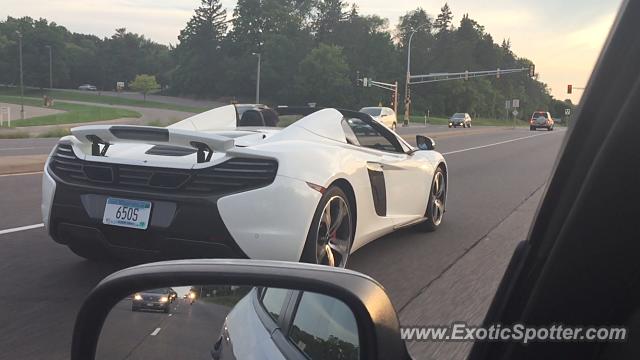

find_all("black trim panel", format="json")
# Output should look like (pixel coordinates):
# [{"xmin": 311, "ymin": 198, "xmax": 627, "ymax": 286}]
[
  {"xmin": 110, "ymin": 126, "xmax": 169, "ymax": 142},
  {"xmin": 367, "ymin": 168, "xmax": 387, "ymax": 216},
  {"xmin": 49, "ymin": 180, "xmax": 249, "ymax": 262}
]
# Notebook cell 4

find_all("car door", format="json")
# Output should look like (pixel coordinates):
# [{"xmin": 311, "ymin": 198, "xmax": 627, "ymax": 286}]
[{"xmin": 345, "ymin": 118, "xmax": 430, "ymax": 223}]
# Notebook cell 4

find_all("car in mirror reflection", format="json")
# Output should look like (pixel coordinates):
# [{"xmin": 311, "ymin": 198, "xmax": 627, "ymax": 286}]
[{"xmin": 131, "ymin": 288, "xmax": 174, "ymax": 313}]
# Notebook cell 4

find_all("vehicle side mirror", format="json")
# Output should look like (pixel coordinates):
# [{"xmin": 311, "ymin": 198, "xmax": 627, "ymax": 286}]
[
  {"xmin": 416, "ymin": 135, "xmax": 435, "ymax": 150},
  {"xmin": 71, "ymin": 259, "xmax": 410, "ymax": 360}
]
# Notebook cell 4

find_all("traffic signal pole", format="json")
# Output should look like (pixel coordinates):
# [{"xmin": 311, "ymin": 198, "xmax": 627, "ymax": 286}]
[{"xmin": 357, "ymin": 76, "xmax": 399, "ymax": 114}]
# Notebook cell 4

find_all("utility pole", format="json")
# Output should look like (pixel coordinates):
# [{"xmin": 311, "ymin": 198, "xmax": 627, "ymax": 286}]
[
  {"xmin": 45, "ymin": 45, "xmax": 53, "ymax": 89},
  {"xmin": 16, "ymin": 31, "xmax": 24, "ymax": 120},
  {"xmin": 404, "ymin": 23, "xmax": 429, "ymax": 126},
  {"xmin": 252, "ymin": 52, "xmax": 261, "ymax": 104}
]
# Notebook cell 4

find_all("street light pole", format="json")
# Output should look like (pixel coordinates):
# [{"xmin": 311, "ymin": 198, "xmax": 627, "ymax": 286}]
[
  {"xmin": 252, "ymin": 52, "xmax": 261, "ymax": 104},
  {"xmin": 16, "ymin": 31, "xmax": 24, "ymax": 120},
  {"xmin": 404, "ymin": 23, "xmax": 429, "ymax": 126},
  {"xmin": 45, "ymin": 45, "xmax": 53, "ymax": 89}
]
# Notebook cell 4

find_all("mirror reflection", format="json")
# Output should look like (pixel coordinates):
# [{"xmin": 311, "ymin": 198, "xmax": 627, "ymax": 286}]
[{"xmin": 97, "ymin": 285, "xmax": 360, "ymax": 360}]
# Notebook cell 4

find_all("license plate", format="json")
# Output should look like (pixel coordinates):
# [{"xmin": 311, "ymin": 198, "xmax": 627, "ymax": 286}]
[{"xmin": 103, "ymin": 197, "xmax": 152, "ymax": 230}]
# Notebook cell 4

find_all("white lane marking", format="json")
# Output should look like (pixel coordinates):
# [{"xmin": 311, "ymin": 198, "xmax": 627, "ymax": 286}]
[
  {"xmin": 0, "ymin": 171, "xmax": 44, "ymax": 178},
  {"xmin": 0, "ymin": 223, "xmax": 44, "ymax": 235},
  {"xmin": 0, "ymin": 147, "xmax": 51, "ymax": 151},
  {"xmin": 150, "ymin": 328, "xmax": 161, "ymax": 336},
  {"xmin": 442, "ymin": 132, "xmax": 553, "ymax": 155},
  {"xmin": 168, "ymin": 314, "xmax": 173, "ymax": 317}
]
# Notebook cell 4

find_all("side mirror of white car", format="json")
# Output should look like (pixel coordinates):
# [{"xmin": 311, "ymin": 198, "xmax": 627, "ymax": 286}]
[
  {"xmin": 416, "ymin": 135, "xmax": 436, "ymax": 151},
  {"xmin": 70, "ymin": 259, "xmax": 410, "ymax": 360}
]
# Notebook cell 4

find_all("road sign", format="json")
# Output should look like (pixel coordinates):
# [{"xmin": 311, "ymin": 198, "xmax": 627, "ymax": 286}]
[
  {"xmin": 565, "ymin": 108, "xmax": 571, "ymax": 116},
  {"xmin": 505, "ymin": 100, "xmax": 511, "ymax": 109},
  {"xmin": 512, "ymin": 109, "xmax": 519, "ymax": 116},
  {"xmin": 512, "ymin": 99, "xmax": 520, "ymax": 108}
]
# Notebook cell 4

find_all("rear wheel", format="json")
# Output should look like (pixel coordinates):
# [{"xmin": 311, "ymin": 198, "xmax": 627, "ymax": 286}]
[
  {"xmin": 417, "ymin": 167, "xmax": 446, "ymax": 232},
  {"xmin": 301, "ymin": 186, "xmax": 353, "ymax": 268}
]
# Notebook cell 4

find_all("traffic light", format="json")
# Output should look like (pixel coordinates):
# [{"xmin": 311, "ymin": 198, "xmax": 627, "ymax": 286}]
[
  {"xmin": 567, "ymin": 84, "xmax": 573, "ymax": 94},
  {"xmin": 529, "ymin": 64, "xmax": 535, "ymax": 77}
]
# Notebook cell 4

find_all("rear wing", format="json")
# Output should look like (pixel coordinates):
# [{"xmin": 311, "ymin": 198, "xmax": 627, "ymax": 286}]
[{"xmin": 70, "ymin": 125, "xmax": 234, "ymax": 163}]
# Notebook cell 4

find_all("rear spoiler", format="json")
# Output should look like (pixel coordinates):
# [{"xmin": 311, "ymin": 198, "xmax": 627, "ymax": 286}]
[{"xmin": 71, "ymin": 125, "xmax": 234, "ymax": 163}]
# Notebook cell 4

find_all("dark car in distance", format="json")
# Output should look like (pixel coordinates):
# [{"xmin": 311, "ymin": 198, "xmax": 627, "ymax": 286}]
[{"xmin": 132, "ymin": 288, "xmax": 172, "ymax": 313}]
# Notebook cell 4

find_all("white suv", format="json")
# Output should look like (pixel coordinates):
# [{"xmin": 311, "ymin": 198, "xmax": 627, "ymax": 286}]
[{"xmin": 359, "ymin": 107, "xmax": 398, "ymax": 130}]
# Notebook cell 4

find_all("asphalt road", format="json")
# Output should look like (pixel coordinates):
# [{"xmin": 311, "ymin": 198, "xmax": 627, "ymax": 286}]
[
  {"xmin": 98, "ymin": 298, "xmax": 230, "ymax": 360},
  {"xmin": 0, "ymin": 126, "xmax": 566, "ymax": 359}
]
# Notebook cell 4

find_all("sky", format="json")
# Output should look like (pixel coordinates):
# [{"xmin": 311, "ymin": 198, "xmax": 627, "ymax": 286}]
[{"xmin": 1, "ymin": 0, "xmax": 622, "ymax": 103}]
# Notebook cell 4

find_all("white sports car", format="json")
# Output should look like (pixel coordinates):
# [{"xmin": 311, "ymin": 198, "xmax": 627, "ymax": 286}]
[{"xmin": 41, "ymin": 105, "xmax": 447, "ymax": 267}]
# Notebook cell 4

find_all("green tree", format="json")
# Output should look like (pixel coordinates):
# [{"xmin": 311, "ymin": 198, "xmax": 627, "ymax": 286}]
[
  {"xmin": 294, "ymin": 44, "xmax": 352, "ymax": 107},
  {"xmin": 129, "ymin": 74, "xmax": 160, "ymax": 101},
  {"xmin": 313, "ymin": 0, "xmax": 348, "ymax": 43},
  {"xmin": 172, "ymin": 0, "xmax": 227, "ymax": 96},
  {"xmin": 433, "ymin": 3, "xmax": 453, "ymax": 32}
]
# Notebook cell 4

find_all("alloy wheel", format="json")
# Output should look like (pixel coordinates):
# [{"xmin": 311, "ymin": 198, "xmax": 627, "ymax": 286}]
[
  {"xmin": 316, "ymin": 196, "xmax": 352, "ymax": 267},
  {"xmin": 430, "ymin": 171, "xmax": 446, "ymax": 226}
]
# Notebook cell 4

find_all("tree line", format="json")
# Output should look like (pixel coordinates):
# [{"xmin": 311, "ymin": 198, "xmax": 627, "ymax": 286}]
[{"xmin": 0, "ymin": 1, "xmax": 573, "ymax": 118}]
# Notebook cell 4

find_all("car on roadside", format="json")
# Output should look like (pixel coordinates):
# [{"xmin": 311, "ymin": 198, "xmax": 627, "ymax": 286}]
[
  {"xmin": 358, "ymin": 106, "xmax": 398, "ymax": 130},
  {"xmin": 448, "ymin": 113, "xmax": 472, "ymax": 128},
  {"xmin": 529, "ymin": 111, "xmax": 554, "ymax": 131},
  {"xmin": 41, "ymin": 105, "xmax": 447, "ymax": 268},
  {"xmin": 131, "ymin": 288, "xmax": 172, "ymax": 313},
  {"xmin": 77, "ymin": 84, "xmax": 97, "ymax": 91}
]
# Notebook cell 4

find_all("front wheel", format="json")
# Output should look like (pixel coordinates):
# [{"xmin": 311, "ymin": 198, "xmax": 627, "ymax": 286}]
[
  {"xmin": 417, "ymin": 167, "xmax": 446, "ymax": 232},
  {"xmin": 301, "ymin": 186, "xmax": 353, "ymax": 268}
]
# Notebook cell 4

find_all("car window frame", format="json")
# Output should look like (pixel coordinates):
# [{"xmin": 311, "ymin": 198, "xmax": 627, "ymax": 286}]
[
  {"xmin": 343, "ymin": 116, "xmax": 405, "ymax": 154},
  {"xmin": 284, "ymin": 290, "xmax": 362, "ymax": 360},
  {"xmin": 257, "ymin": 287, "xmax": 294, "ymax": 327}
]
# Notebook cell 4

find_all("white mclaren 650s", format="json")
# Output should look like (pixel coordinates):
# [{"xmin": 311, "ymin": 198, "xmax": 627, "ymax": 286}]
[{"xmin": 41, "ymin": 105, "xmax": 447, "ymax": 267}]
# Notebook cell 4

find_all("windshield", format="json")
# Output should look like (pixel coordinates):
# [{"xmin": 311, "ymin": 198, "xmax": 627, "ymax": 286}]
[
  {"xmin": 143, "ymin": 288, "xmax": 169, "ymax": 294},
  {"xmin": 0, "ymin": 1, "xmax": 621, "ymax": 359},
  {"xmin": 359, "ymin": 108, "xmax": 383, "ymax": 116}
]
